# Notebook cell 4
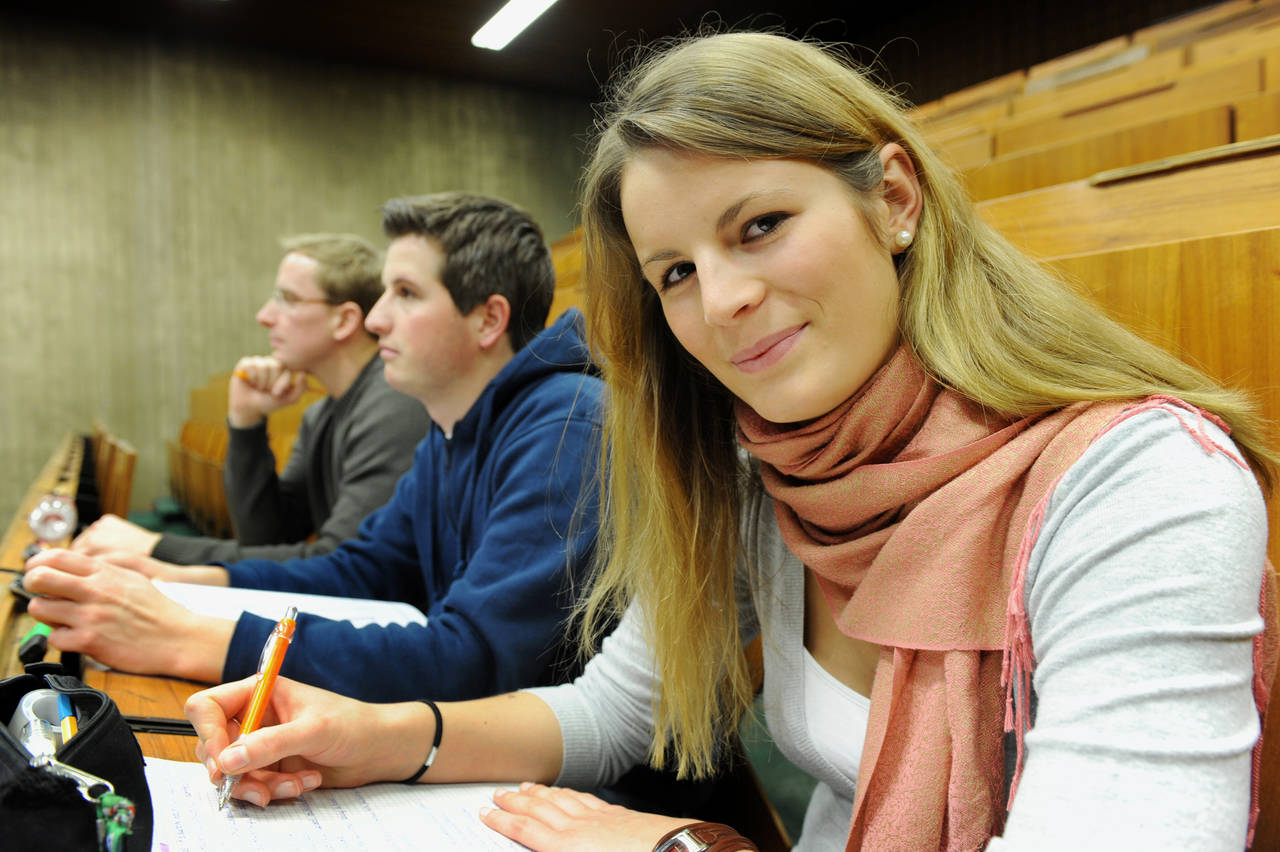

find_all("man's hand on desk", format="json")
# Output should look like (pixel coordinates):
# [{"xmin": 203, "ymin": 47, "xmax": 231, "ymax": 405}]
[
  {"xmin": 21, "ymin": 548, "xmax": 233, "ymax": 683},
  {"xmin": 99, "ymin": 551, "xmax": 230, "ymax": 586},
  {"xmin": 70, "ymin": 513, "xmax": 161, "ymax": 557}
]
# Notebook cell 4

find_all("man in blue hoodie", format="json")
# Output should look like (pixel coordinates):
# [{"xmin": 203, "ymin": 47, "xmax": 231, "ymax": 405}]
[{"xmin": 25, "ymin": 192, "xmax": 604, "ymax": 704}]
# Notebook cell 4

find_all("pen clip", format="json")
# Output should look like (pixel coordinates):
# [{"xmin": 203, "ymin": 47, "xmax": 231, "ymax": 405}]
[
  {"xmin": 256, "ymin": 642, "xmax": 273, "ymax": 674},
  {"xmin": 257, "ymin": 607, "xmax": 297, "ymax": 673},
  {"xmin": 30, "ymin": 753, "xmax": 115, "ymax": 802}
]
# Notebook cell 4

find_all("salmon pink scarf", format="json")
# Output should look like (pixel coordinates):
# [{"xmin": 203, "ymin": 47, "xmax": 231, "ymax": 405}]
[{"xmin": 735, "ymin": 345, "xmax": 1278, "ymax": 850}]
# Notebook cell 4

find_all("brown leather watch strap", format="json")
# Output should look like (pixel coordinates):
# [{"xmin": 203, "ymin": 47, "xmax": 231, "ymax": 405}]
[{"xmin": 653, "ymin": 821, "xmax": 759, "ymax": 851}]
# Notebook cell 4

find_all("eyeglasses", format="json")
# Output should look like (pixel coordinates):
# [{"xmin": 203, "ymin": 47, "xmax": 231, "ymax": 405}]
[{"xmin": 269, "ymin": 288, "xmax": 339, "ymax": 308}]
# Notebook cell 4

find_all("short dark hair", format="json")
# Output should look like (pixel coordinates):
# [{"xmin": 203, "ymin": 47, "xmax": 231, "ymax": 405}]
[
  {"xmin": 380, "ymin": 192, "xmax": 555, "ymax": 351},
  {"xmin": 278, "ymin": 233, "xmax": 384, "ymax": 317}
]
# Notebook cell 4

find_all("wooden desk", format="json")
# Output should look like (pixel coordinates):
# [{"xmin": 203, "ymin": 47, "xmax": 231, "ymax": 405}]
[{"xmin": 2, "ymin": 435, "xmax": 203, "ymax": 763}]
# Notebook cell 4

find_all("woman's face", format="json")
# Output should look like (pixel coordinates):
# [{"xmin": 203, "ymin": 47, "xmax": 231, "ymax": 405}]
[{"xmin": 619, "ymin": 148, "xmax": 917, "ymax": 423}]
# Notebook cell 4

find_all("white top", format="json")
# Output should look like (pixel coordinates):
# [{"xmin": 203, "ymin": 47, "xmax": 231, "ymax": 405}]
[
  {"xmin": 801, "ymin": 647, "xmax": 869, "ymax": 785},
  {"xmin": 529, "ymin": 408, "xmax": 1268, "ymax": 851}
]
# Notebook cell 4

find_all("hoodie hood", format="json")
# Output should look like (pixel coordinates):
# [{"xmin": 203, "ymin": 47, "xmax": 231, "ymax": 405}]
[{"xmin": 449, "ymin": 308, "xmax": 596, "ymax": 444}]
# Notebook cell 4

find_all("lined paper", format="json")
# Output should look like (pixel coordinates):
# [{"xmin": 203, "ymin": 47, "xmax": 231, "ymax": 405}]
[{"xmin": 146, "ymin": 758, "xmax": 523, "ymax": 851}]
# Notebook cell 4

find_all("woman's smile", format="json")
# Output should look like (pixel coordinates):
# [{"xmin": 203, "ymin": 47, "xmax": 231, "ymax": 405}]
[{"xmin": 731, "ymin": 323, "xmax": 807, "ymax": 373}]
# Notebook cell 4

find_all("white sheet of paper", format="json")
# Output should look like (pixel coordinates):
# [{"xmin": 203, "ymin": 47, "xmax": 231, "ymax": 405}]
[
  {"xmin": 152, "ymin": 580, "xmax": 427, "ymax": 628},
  {"xmin": 146, "ymin": 757, "xmax": 524, "ymax": 851}
]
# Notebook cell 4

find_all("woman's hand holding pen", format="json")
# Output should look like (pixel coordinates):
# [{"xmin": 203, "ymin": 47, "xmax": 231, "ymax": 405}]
[
  {"xmin": 22, "ymin": 548, "xmax": 233, "ymax": 681},
  {"xmin": 187, "ymin": 676, "xmax": 432, "ymax": 807}
]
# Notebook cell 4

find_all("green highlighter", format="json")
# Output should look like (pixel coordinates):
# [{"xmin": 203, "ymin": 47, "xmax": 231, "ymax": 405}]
[{"xmin": 18, "ymin": 622, "xmax": 52, "ymax": 665}]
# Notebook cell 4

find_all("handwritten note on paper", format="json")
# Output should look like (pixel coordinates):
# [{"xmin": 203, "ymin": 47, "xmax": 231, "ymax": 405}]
[{"xmin": 146, "ymin": 758, "xmax": 524, "ymax": 851}]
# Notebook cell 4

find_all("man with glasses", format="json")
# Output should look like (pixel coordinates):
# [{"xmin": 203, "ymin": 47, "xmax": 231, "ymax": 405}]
[{"xmin": 72, "ymin": 234, "xmax": 429, "ymax": 564}]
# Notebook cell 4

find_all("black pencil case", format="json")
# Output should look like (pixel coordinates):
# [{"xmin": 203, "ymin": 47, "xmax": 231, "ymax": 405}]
[{"xmin": 0, "ymin": 662, "xmax": 153, "ymax": 851}]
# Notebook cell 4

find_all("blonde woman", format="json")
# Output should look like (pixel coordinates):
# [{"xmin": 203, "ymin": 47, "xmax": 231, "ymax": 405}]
[{"xmin": 187, "ymin": 32, "xmax": 1278, "ymax": 851}]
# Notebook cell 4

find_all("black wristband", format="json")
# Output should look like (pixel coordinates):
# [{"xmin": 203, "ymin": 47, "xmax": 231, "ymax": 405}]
[{"xmin": 401, "ymin": 699, "xmax": 442, "ymax": 784}]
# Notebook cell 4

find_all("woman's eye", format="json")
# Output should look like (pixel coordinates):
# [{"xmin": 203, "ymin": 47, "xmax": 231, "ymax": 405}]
[
  {"xmin": 661, "ymin": 261, "xmax": 696, "ymax": 290},
  {"xmin": 744, "ymin": 213, "xmax": 788, "ymax": 240},
  {"xmin": 396, "ymin": 285, "xmax": 415, "ymax": 299}
]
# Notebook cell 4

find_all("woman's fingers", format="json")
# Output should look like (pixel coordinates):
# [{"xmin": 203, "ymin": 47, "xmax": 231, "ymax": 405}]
[
  {"xmin": 490, "ymin": 783, "xmax": 605, "ymax": 829},
  {"xmin": 186, "ymin": 680, "xmax": 256, "ymax": 769},
  {"xmin": 225, "ymin": 768, "xmax": 325, "ymax": 807},
  {"xmin": 480, "ymin": 793, "xmax": 566, "ymax": 851},
  {"xmin": 485, "ymin": 785, "xmax": 693, "ymax": 851}
]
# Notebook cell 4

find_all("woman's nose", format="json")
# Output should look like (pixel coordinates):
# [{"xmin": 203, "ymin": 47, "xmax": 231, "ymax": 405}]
[{"xmin": 699, "ymin": 260, "xmax": 765, "ymax": 326}]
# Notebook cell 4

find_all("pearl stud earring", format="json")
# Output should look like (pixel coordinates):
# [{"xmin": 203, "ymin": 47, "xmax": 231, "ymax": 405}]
[{"xmin": 894, "ymin": 229, "xmax": 914, "ymax": 249}]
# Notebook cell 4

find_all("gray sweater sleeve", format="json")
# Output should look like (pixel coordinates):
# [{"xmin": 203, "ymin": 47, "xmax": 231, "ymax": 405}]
[
  {"xmin": 988, "ymin": 408, "xmax": 1267, "ymax": 850},
  {"xmin": 525, "ymin": 604, "xmax": 662, "ymax": 789},
  {"xmin": 525, "ymin": 515, "xmax": 767, "ymax": 789}
]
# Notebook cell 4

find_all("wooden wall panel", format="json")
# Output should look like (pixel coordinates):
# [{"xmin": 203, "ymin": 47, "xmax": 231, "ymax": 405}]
[
  {"xmin": 935, "ymin": 129, "xmax": 993, "ymax": 172},
  {"xmin": 993, "ymin": 56, "xmax": 1262, "ymax": 155},
  {"xmin": 1050, "ymin": 228, "xmax": 1280, "ymax": 569},
  {"xmin": 1133, "ymin": 0, "xmax": 1258, "ymax": 46},
  {"xmin": 547, "ymin": 230, "xmax": 585, "ymax": 327},
  {"xmin": 964, "ymin": 104, "xmax": 1232, "ymax": 201},
  {"xmin": 1236, "ymin": 91, "xmax": 1280, "ymax": 137},
  {"xmin": 0, "ymin": 22, "xmax": 591, "ymax": 523},
  {"xmin": 1188, "ymin": 11, "xmax": 1280, "ymax": 66},
  {"xmin": 1025, "ymin": 36, "xmax": 1132, "ymax": 82},
  {"xmin": 975, "ymin": 143, "xmax": 1280, "ymax": 259},
  {"xmin": 1013, "ymin": 48, "xmax": 1185, "ymax": 118}
]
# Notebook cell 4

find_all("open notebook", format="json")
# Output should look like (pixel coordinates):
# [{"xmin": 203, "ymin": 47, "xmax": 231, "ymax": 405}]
[
  {"xmin": 151, "ymin": 581, "xmax": 427, "ymax": 628},
  {"xmin": 146, "ymin": 758, "xmax": 522, "ymax": 850}
]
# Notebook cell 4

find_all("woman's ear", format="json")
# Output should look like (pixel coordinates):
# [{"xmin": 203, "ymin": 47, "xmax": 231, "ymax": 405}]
[{"xmin": 878, "ymin": 143, "xmax": 923, "ymax": 254}]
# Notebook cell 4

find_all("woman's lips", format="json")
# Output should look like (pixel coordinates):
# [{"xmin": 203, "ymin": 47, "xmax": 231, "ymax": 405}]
[{"xmin": 731, "ymin": 324, "xmax": 805, "ymax": 373}]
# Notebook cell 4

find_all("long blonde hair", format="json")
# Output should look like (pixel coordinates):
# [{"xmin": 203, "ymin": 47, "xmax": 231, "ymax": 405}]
[{"xmin": 578, "ymin": 31, "xmax": 1278, "ymax": 778}]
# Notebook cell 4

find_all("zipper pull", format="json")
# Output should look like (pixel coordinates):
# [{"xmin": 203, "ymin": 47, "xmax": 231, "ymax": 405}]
[{"xmin": 29, "ymin": 753, "xmax": 115, "ymax": 802}]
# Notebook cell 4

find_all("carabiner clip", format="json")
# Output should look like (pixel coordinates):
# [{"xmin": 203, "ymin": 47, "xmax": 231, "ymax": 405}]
[{"xmin": 29, "ymin": 753, "xmax": 115, "ymax": 802}]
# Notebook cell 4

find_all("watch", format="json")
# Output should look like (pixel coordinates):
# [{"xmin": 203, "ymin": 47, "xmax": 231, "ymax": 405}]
[{"xmin": 652, "ymin": 822, "xmax": 757, "ymax": 852}]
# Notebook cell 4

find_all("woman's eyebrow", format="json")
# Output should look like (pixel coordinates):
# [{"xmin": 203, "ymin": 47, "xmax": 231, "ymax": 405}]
[
  {"xmin": 640, "ymin": 249, "xmax": 678, "ymax": 271},
  {"xmin": 716, "ymin": 191, "xmax": 771, "ymax": 233},
  {"xmin": 639, "ymin": 190, "xmax": 783, "ymax": 270}
]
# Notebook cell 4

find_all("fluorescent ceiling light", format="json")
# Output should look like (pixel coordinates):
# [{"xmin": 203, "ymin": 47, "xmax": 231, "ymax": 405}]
[{"xmin": 472, "ymin": 0, "xmax": 560, "ymax": 51}]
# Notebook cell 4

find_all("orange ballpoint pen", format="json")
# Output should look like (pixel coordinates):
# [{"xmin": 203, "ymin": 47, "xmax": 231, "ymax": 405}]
[{"xmin": 218, "ymin": 606, "xmax": 297, "ymax": 809}]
